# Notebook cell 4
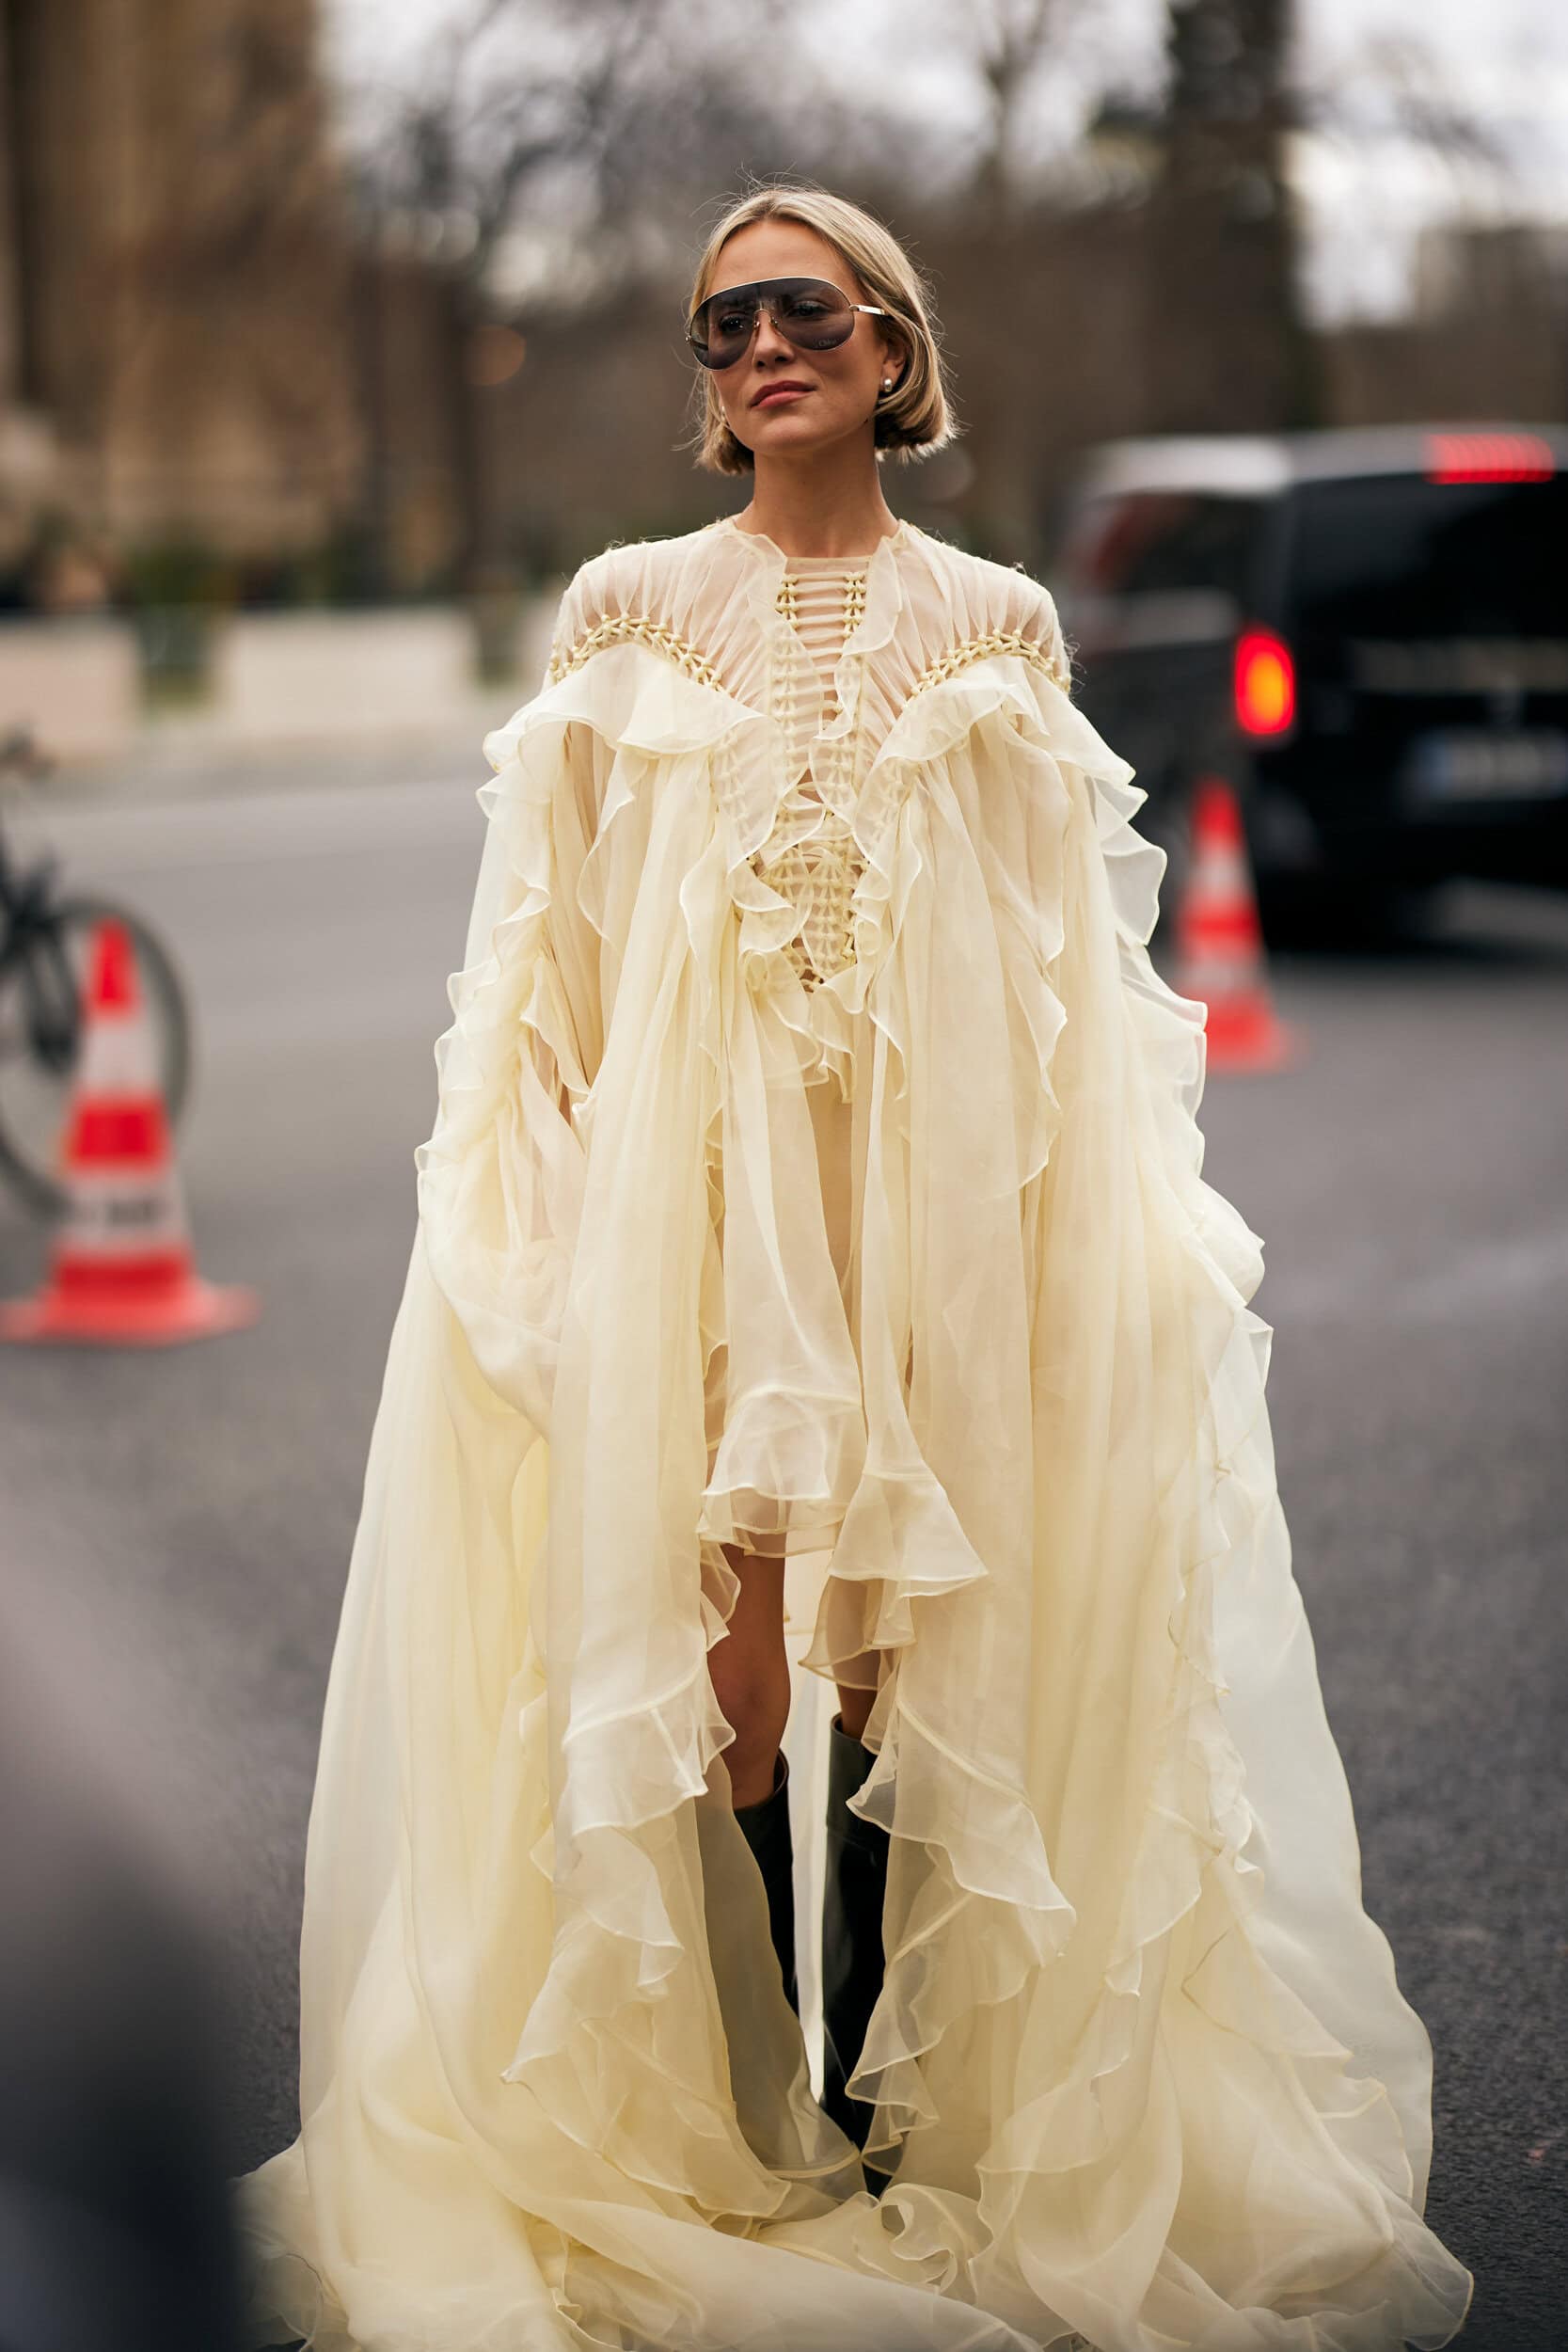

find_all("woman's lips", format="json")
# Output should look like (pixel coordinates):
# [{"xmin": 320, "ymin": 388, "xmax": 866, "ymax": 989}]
[{"xmin": 753, "ymin": 386, "xmax": 812, "ymax": 408}]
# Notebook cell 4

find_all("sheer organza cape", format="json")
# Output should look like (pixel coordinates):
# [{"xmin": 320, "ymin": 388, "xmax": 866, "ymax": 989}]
[{"xmin": 232, "ymin": 517, "xmax": 1474, "ymax": 2351}]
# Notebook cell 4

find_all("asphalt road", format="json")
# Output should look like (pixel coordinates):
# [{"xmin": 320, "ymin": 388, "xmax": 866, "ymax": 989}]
[{"xmin": 1, "ymin": 770, "xmax": 1563, "ymax": 2350}]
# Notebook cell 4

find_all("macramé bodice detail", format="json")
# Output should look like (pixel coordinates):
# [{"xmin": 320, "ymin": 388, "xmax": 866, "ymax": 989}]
[{"xmin": 751, "ymin": 553, "xmax": 873, "ymax": 993}]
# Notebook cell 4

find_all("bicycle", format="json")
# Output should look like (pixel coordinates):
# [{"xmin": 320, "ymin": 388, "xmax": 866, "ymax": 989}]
[{"xmin": 0, "ymin": 725, "xmax": 191, "ymax": 1217}]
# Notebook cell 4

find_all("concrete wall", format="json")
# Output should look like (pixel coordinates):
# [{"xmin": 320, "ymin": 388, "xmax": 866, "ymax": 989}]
[
  {"xmin": 211, "ymin": 609, "xmax": 476, "ymax": 743},
  {"xmin": 0, "ymin": 599, "xmax": 567, "ymax": 775},
  {"xmin": 0, "ymin": 618, "xmax": 141, "ymax": 759}
]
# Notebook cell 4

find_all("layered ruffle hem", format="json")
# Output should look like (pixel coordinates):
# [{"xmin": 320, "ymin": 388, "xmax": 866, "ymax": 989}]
[{"xmin": 232, "ymin": 632, "xmax": 1475, "ymax": 2350}]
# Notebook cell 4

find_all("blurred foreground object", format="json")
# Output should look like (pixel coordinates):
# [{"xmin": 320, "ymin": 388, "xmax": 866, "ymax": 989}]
[
  {"xmin": 1053, "ymin": 422, "xmax": 1568, "ymax": 945},
  {"xmin": 0, "ymin": 1602, "xmax": 244, "ymax": 2352},
  {"xmin": 0, "ymin": 915, "xmax": 258, "ymax": 1344}
]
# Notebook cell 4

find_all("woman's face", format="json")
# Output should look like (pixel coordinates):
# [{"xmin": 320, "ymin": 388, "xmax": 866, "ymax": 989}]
[{"xmin": 702, "ymin": 220, "xmax": 902, "ymax": 468}]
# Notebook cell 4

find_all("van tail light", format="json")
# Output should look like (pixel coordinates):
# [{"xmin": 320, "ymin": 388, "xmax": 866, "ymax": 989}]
[
  {"xmin": 1234, "ymin": 628, "xmax": 1296, "ymax": 736},
  {"xmin": 1426, "ymin": 431, "xmax": 1554, "ymax": 484}
]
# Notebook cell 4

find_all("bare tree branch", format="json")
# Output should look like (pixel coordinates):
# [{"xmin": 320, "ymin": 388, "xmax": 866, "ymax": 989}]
[{"xmin": 1293, "ymin": 32, "xmax": 1516, "ymax": 182}]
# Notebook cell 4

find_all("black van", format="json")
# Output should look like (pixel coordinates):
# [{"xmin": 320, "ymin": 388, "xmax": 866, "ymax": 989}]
[{"xmin": 1047, "ymin": 423, "xmax": 1568, "ymax": 938}]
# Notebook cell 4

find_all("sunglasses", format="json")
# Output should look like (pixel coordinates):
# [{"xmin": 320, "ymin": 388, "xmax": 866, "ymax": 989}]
[{"xmin": 686, "ymin": 275, "xmax": 890, "ymax": 372}]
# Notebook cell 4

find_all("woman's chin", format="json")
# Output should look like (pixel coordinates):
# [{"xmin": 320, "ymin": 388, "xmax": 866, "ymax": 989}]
[{"xmin": 733, "ymin": 412, "xmax": 857, "ymax": 461}]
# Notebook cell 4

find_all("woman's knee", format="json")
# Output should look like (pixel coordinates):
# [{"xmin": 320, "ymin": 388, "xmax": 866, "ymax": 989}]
[
  {"xmin": 709, "ymin": 1548, "xmax": 791, "ymax": 1766},
  {"xmin": 714, "ymin": 1671, "xmax": 790, "ymax": 1809},
  {"xmin": 711, "ymin": 1634, "xmax": 791, "ymax": 1756}
]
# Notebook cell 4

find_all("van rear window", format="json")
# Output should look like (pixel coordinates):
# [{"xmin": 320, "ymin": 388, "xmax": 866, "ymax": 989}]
[
  {"xmin": 1062, "ymin": 492, "xmax": 1263, "ymax": 601},
  {"xmin": 1284, "ymin": 474, "xmax": 1565, "ymax": 637}
]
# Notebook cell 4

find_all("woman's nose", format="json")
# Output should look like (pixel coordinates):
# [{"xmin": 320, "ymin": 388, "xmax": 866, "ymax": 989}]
[{"xmin": 752, "ymin": 308, "xmax": 795, "ymax": 362}]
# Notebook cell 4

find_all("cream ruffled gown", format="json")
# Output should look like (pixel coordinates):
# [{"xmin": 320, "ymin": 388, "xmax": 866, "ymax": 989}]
[{"xmin": 233, "ymin": 516, "xmax": 1475, "ymax": 2352}]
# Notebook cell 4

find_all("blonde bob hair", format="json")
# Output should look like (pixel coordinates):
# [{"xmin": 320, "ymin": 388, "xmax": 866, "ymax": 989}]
[{"xmin": 684, "ymin": 183, "xmax": 957, "ymax": 476}]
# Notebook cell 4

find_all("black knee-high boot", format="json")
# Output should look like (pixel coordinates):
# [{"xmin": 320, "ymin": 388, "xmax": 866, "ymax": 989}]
[
  {"xmin": 821, "ymin": 1714, "xmax": 892, "ymax": 2185},
  {"xmin": 733, "ymin": 1749, "xmax": 799, "ymax": 2015}
]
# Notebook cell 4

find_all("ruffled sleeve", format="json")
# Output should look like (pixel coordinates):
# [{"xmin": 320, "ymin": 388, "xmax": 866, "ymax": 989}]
[{"xmin": 412, "ymin": 566, "xmax": 610, "ymax": 1436}]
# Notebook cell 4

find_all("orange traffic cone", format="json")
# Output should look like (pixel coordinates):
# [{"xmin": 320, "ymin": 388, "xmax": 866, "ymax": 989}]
[
  {"xmin": 1173, "ymin": 776, "xmax": 1301, "ymax": 1073},
  {"xmin": 0, "ymin": 917, "xmax": 260, "ymax": 1345}
]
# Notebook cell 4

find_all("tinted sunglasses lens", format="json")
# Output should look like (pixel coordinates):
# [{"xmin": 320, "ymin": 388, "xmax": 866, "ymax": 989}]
[
  {"xmin": 690, "ymin": 287, "xmax": 757, "ymax": 368},
  {"xmin": 689, "ymin": 278, "xmax": 856, "ymax": 368},
  {"xmin": 771, "ymin": 279, "xmax": 855, "ymax": 348}
]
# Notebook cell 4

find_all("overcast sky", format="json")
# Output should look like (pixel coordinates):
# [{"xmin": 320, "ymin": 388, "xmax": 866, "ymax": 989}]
[{"xmin": 325, "ymin": 0, "xmax": 1568, "ymax": 326}]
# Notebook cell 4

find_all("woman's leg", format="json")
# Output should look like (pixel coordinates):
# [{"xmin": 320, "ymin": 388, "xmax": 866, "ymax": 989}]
[
  {"xmin": 821, "ymin": 1679, "xmax": 891, "ymax": 2177},
  {"xmin": 708, "ymin": 1545, "xmax": 792, "ymax": 1807},
  {"xmin": 833, "ymin": 1654, "xmax": 880, "ymax": 1743}
]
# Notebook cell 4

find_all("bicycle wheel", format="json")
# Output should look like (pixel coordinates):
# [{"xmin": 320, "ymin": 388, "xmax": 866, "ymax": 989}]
[{"xmin": 0, "ymin": 897, "xmax": 193, "ymax": 1218}]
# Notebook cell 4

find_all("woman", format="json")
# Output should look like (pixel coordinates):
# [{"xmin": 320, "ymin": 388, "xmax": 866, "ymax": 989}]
[{"xmin": 234, "ymin": 186, "xmax": 1475, "ymax": 2352}]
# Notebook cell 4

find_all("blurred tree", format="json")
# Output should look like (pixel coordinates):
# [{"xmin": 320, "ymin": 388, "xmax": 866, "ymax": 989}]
[
  {"xmin": 345, "ymin": 0, "xmax": 900, "ymax": 584},
  {"xmin": 1144, "ymin": 0, "xmax": 1519, "ymax": 435},
  {"xmin": 965, "ymin": 0, "xmax": 1076, "ymax": 230},
  {"xmin": 1145, "ymin": 0, "xmax": 1319, "ymax": 432},
  {"xmin": 1301, "ymin": 30, "xmax": 1513, "ymax": 192}
]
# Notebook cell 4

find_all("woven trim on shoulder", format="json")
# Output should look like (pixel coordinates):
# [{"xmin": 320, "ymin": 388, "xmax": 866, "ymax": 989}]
[
  {"xmin": 547, "ymin": 612, "xmax": 726, "ymax": 692},
  {"xmin": 909, "ymin": 629, "xmax": 1070, "ymax": 697}
]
